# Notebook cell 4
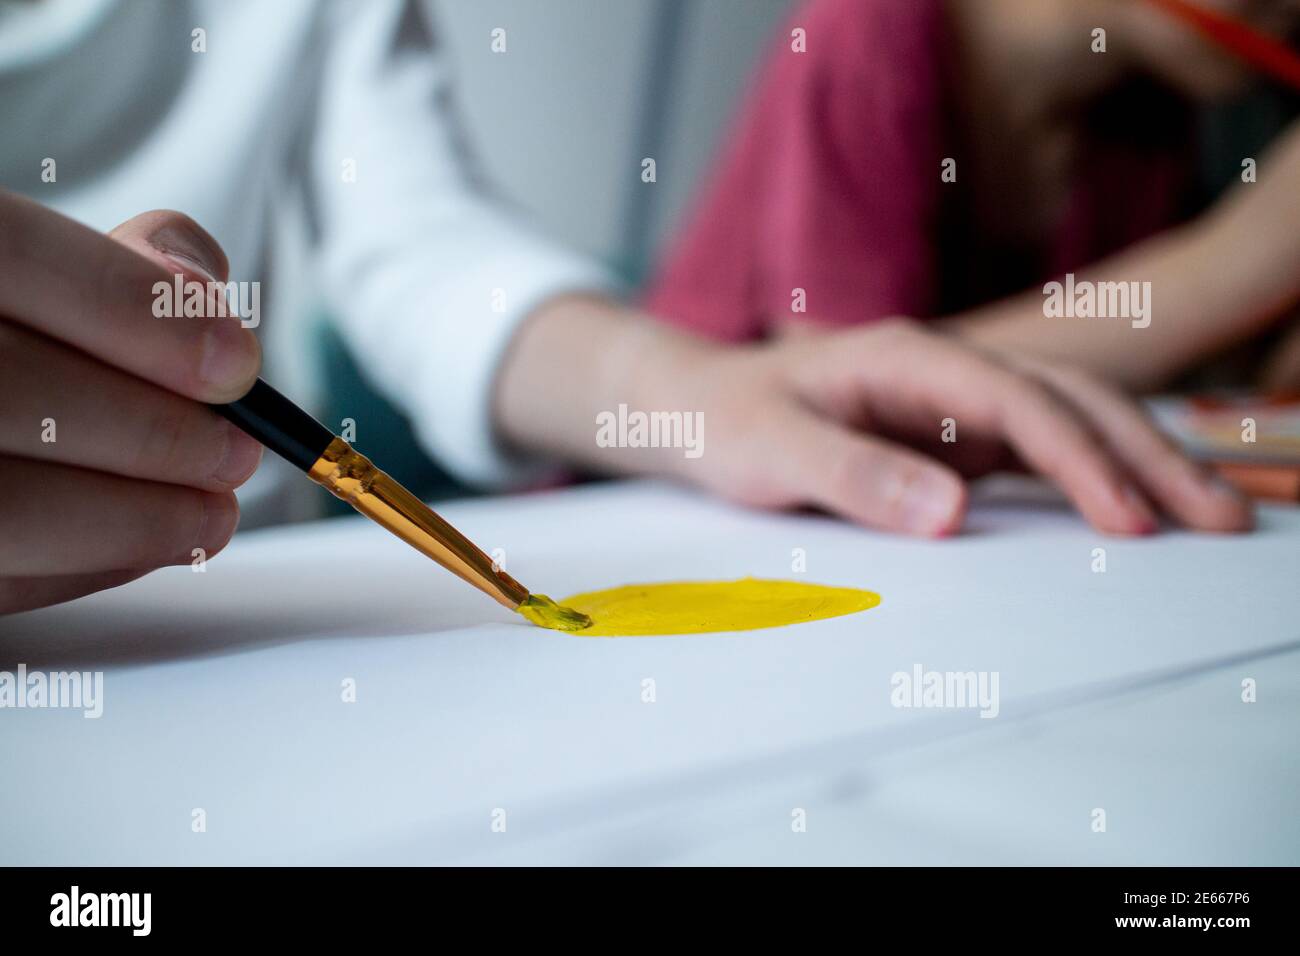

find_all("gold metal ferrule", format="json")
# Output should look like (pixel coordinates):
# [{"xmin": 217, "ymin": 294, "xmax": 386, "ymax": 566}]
[{"xmin": 307, "ymin": 437, "xmax": 529, "ymax": 610}]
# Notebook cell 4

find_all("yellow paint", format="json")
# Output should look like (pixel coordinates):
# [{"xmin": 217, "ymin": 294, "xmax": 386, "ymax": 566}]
[
  {"xmin": 516, "ymin": 593, "xmax": 594, "ymax": 632},
  {"xmin": 522, "ymin": 577, "xmax": 880, "ymax": 637}
]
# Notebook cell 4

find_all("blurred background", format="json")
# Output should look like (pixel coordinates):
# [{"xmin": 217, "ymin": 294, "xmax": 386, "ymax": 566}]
[{"xmin": 436, "ymin": 0, "xmax": 790, "ymax": 280}]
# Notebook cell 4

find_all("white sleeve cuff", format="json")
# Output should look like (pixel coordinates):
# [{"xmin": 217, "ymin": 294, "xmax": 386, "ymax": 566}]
[
  {"xmin": 323, "ymin": 215, "xmax": 620, "ymax": 489},
  {"xmin": 405, "ymin": 240, "xmax": 619, "ymax": 488}
]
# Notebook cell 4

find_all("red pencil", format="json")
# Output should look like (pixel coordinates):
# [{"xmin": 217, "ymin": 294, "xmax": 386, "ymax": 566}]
[{"xmin": 1143, "ymin": 0, "xmax": 1300, "ymax": 93}]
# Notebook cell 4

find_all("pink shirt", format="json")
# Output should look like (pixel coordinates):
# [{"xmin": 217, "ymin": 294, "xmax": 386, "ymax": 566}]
[{"xmin": 645, "ymin": 0, "xmax": 1194, "ymax": 340}]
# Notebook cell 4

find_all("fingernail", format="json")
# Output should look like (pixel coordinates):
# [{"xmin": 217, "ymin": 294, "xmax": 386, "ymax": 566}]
[
  {"xmin": 214, "ymin": 422, "xmax": 263, "ymax": 486},
  {"xmin": 162, "ymin": 251, "xmax": 218, "ymax": 285},
  {"xmin": 148, "ymin": 221, "xmax": 226, "ymax": 284},
  {"xmin": 1120, "ymin": 484, "xmax": 1159, "ymax": 534},
  {"xmin": 197, "ymin": 492, "xmax": 240, "ymax": 555},
  {"xmin": 200, "ymin": 316, "xmax": 259, "ymax": 392},
  {"xmin": 900, "ymin": 472, "xmax": 962, "ymax": 535}
]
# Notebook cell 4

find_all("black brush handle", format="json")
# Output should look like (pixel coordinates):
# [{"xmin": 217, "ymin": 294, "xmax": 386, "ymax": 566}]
[{"xmin": 211, "ymin": 378, "xmax": 336, "ymax": 472}]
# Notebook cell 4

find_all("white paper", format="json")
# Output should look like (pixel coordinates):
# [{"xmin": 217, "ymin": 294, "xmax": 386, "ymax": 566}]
[{"xmin": 1, "ymin": 479, "xmax": 1297, "ymax": 864}]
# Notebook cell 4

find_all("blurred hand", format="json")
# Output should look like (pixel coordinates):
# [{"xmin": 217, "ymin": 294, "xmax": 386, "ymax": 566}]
[
  {"xmin": 641, "ymin": 319, "xmax": 1252, "ymax": 536},
  {"xmin": 0, "ymin": 191, "xmax": 262, "ymax": 614}
]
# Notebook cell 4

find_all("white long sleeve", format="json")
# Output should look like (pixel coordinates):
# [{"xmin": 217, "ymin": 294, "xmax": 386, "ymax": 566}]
[{"xmin": 309, "ymin": 0, "xmax": 617, "ymax": 486}]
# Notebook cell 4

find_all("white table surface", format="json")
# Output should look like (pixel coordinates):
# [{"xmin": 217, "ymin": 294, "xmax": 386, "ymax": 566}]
[{"xmin": 1, "ymin": 479, "xmax": 1296, "ymax": 865}]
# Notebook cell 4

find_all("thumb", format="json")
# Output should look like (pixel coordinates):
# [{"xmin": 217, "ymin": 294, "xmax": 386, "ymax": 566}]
[
  {"xmin": 108, "ymin": 210, "xmax": 230, "ymax": 284},
  {"xmin": 106, "ymin": 210, "xmax": 257, "ymax": 401},
  {"xmin": 778, "ymin": 407, "xmax": 968, "ymax": 537}
]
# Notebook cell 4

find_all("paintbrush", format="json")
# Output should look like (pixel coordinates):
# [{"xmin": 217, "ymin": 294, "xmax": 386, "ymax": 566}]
[{"xmin": 213, "ymin": 378, "xmax": 591, "ymax": 631}]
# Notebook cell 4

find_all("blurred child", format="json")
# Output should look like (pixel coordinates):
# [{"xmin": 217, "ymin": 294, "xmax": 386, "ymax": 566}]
[{"xmin": 647, "ymin": 0, "xmax": 1300, "ymax": 392}]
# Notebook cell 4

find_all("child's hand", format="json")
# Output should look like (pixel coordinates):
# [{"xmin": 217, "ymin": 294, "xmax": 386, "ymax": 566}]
[
  {"xmin": 0, "ymin": 191, "xmax": 262, "ymax": 613},
  {"xmin": 614, "ymin": 319, "xmax": 1253, "ymax": 537}
]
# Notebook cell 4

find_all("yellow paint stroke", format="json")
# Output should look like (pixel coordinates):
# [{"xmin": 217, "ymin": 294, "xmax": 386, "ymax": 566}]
[
  {"xmin": 521, "ymin": 577, "xmax": 880, "ymax": 637},
  {"xmin": 516, "ymin": 593, "xmax": 593, "ymax": 632}
]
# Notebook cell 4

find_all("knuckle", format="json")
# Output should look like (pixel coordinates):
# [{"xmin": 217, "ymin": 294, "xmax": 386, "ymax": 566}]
[
  {"xmin": 988, "ymin": 370, "xmax": 1052, "ymax": 428},
  {"xmin": 154, "ymin": 488, "xmax": 213, "ymax": 566},
  {"xmin": 1047, "ymin": 362, "xmax": 1105, "ymax": 395},
  {"xmin": 878, "ymin": 469, "xmax": 915, "ymax": 526},
  {"xmin": 197, "ymin": 491, "xmax": 239, "ymax": 556},
  {"xmin": 94, "ymin": 248, "xmax": 158, "ymax": 322},
  {"xmin": 826, "ymin": 442, "xmax": 917, "ymax": 526},
  {"xmin": 825, "ymin": 443, "xmax": 874, "ymax": 505},
  {"xmin": 1007, "ymin": 374, "xmax": 1059, "ymax": 416},
  {"xmin": 134, "ymin": 401, "xmax": 218, "ymax": 484}
]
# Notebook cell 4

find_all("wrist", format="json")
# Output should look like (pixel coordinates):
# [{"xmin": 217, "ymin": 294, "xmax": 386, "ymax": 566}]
[
  {"xmin": 492, "ymin": 293, "xmax": 720, "ymax": 474},
  {"xmin": 624, "ymin": 317, "xmax": 719, "ymax": 414}
]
